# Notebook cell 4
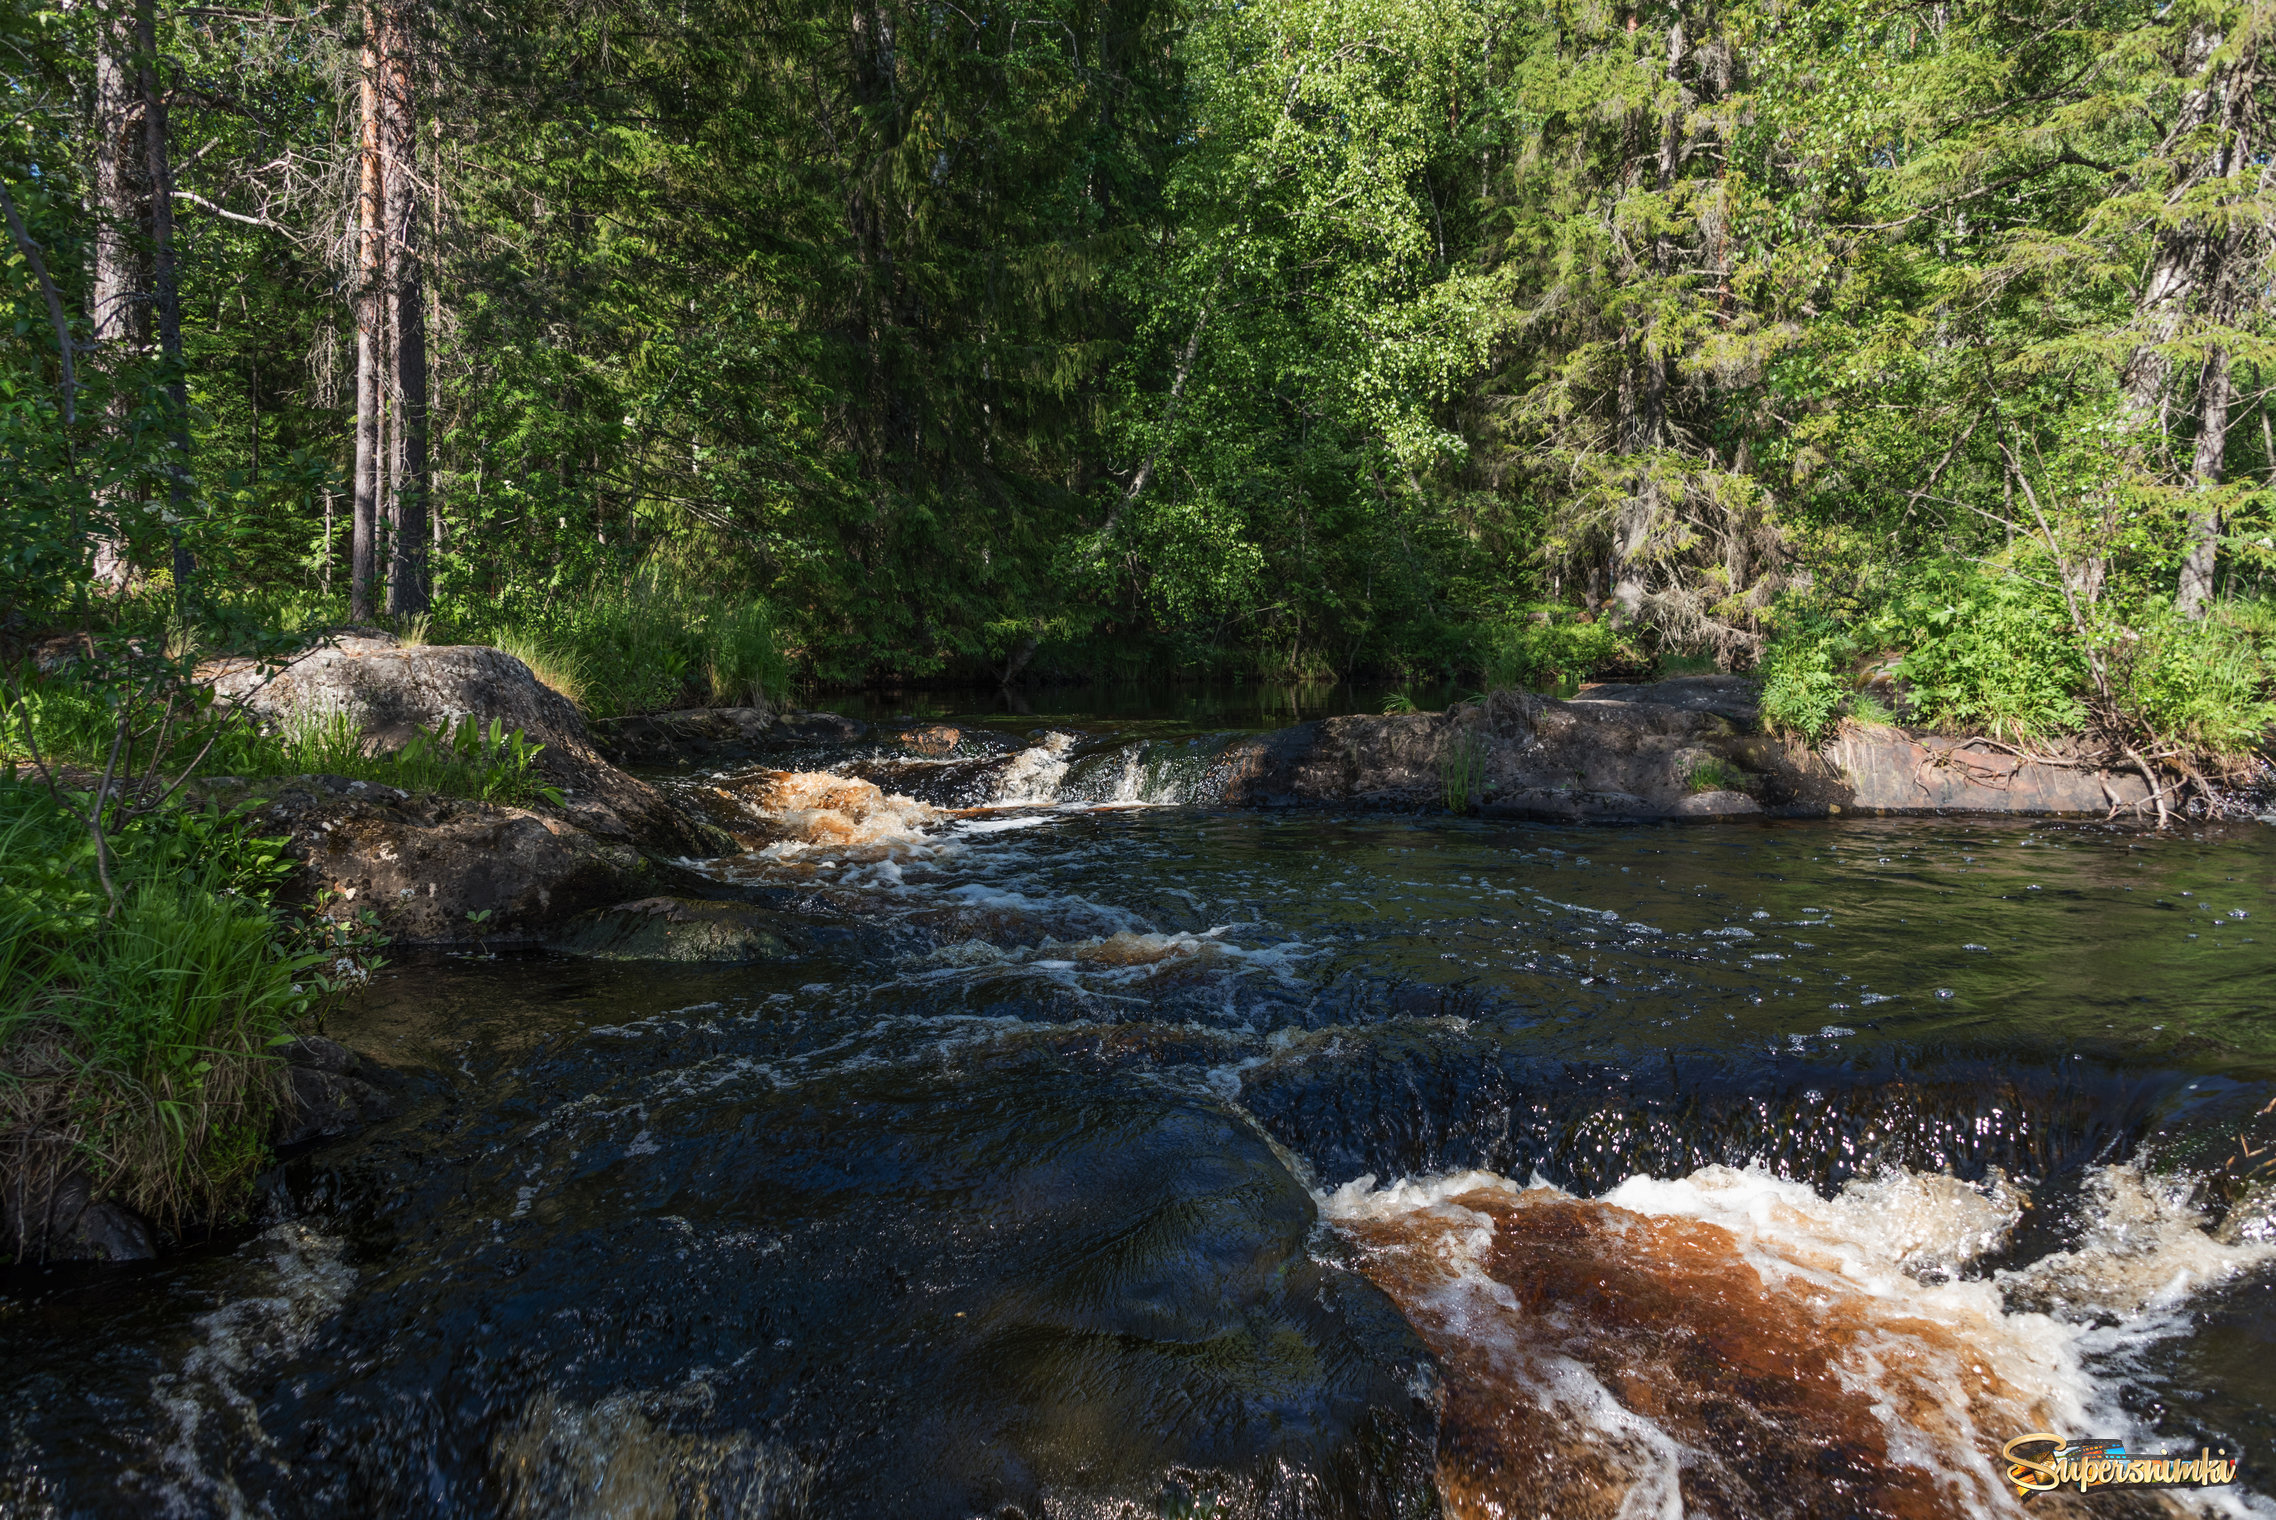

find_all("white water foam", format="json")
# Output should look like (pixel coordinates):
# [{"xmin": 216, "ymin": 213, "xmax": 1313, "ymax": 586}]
[
  {"xmin": 1321, "ymin": 1163, "xmax": 2276, "ymax": 1519},
  {"xmin": 145, "ymin": 1222, "xmax": 356, "ymax": 1519}
]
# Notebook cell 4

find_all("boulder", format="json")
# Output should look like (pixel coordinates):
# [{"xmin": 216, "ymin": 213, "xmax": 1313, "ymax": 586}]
[
  {"xmin": 545, "ymin": 896, "xmax": 806, "ymax": 962},
  {"xmin": 212, "ymin": 773, "xmax": 664, "ymax": 944},
  {"xmin": 202, "ymin": 635, "xmax": 715, "ymax": 852},
  {"xmin": 1219, "ymin": 683, "xmax": 1821, "ymax": 819},
  {"xmin": 3, "ymin": 1166, "xmax": 156, "ymax": 1264},
  {"xmin": 273, "ymin": 1035, "xmax": 402, "ymax": 1147}
]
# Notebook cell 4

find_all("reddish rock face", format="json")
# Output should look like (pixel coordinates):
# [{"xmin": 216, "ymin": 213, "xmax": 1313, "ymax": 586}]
[
  {"xmin": 1214, "ymin": 678, "xmax": 2161, "ymax": 821},
  {"xmin": 1824, "ymin": 730, "xmax": 2155, "ymax": 815}
]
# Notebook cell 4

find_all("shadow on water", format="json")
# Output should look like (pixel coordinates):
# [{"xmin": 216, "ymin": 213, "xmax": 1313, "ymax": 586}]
[{"xmin": 6, "ymin": 725, "xmax": 2276, "ymax": 1517}]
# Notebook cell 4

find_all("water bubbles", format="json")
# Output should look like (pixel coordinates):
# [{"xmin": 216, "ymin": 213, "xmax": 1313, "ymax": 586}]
[
  {"xmin": 1751, "ymin": 910, "xmax": 1771, "ymax": 920},
  {"xmin": 1961, "ymin": 943, "xmax": 1988, "ymax": 952},
  {"xmin": 1819, "ymin": 1025, "xmax": 1856, "ymax": 1038},
  {"xmin": 1936, "ymin": 988, "xmax": 1957, "ymax": 999},
  {"xmin": 2231, "ymin": 909, "xmax": 2250, "ymax": 920}
]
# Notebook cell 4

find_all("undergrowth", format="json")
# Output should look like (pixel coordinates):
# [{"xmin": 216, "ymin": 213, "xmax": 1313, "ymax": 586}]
[
  {"xmin": 4, "ymin": 680, "xmax": 562, "ymax": 808},
  {"xmin": 1757, "ymin": 564, "xmax": 2276, "ymax": 759},
  {"xmin": 0, "ymin": 778, "xmax": 381, "ymax": 1252}
]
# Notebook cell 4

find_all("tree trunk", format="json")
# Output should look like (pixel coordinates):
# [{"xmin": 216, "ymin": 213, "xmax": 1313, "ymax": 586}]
[
  {"xmin": 90, "ymin": 1, "xmax": 141, "ymax": 350},
  {"xmin": 352, "ymin": 8, "xmax": 384, "ymax": 624},
  {"xmin": 136, "ymin": 0, "xmax": 193, "ymax": 596},
  {"xmin": 382, "ymin": 0, "xmax": 429, "ymax": 617},
  {"xmin": 89, "ymin": 0, "xmax": 143, "ymax": 593},
  {"xmin": 2179, "ymin": 345, "xmax": 2230, "ymax": 617}
]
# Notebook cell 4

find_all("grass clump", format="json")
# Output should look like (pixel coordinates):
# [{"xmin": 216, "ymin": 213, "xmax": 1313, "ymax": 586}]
[
  {"xmin": 5, "ymin": 679, "xmax": 564, "ymax": 809},
  {"xmin": 0, "ymin": 779, "xmax": 378, "ymax": 1252},
  {"xmin": 468, "ymin": 564, "xmax": 790, "ymax": 719},
  {"xmin": 1685, "ymin": 755, "xmax": 1745, "ymax": 793}
]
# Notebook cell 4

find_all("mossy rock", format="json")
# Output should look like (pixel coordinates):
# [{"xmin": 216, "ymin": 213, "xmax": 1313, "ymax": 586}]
[{"xmin": 548, "ymin": 896, "xmax": 803, "ymax": 963}]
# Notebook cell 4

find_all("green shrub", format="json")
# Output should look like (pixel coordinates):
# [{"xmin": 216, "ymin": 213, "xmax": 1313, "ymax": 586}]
[
  {"xmin": 0, "ymin": 781, "xmax": 378, "ymax": 1242},
  {"xmin": 1758, "ymin": 615, "xmax": 1854, "ymax": 743},
  {"xmin": 1874, "ymin": 566, "xmax": 2087, "ymax": 740},
  {"xmin": 1477, "ymin": 607, "xmax": 1624, "ymax": 694}
]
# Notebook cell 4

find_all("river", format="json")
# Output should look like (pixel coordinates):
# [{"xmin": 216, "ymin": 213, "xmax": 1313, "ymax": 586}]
[{"xmin": 4, "ymin": 688, "xmax": 2275, "ymax": 1518}]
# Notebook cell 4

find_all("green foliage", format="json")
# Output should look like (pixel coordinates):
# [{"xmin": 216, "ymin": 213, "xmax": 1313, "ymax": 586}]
[
  {"xmin": 1438, "ymin": 726, "xmax": 1488, "ymax": 814},
  {"xmin": 4, "ymin": 676, "xmax": 563, "ymax": 807},
  {"xmin": 1478, "ymin": 610, "xmax": 1624, "ymax": 696},
  {"xmin": 2110, "ymin": 603, "xmax": 2276, "ymax": 752},
  {"xmin": 1875, "ymin": 568, "xmax": 2090, "ymax": 741},
  {"xmin": 1686, "ymin": 756, "xmax": 1745, "ymax": 794},
  {"xmin": 0, "ymin": 779, "xmax": 378, "ymax": 1239},
  {"xmin": 1758, "ymin": 616, "xmax": 1856, "ymax": 744},
  {"xmin": 463, "ymin": 565, "xmax": 790, "ymax": 719}
]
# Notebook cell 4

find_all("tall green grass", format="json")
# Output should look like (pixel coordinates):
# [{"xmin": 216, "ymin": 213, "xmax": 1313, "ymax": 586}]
[
  {"xmin": 3, "ymin": 680, "xmax": 562, "ymax": 808},
  {"xmin": 467, "ymin": 565, "xmax": 790, "ymax": 718},
  {"xmin": 0, "ymin": 780, "xmax": 371, "ymax": 1246}
]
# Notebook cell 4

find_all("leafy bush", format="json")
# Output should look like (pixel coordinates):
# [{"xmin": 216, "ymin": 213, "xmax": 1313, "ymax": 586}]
[
  {"xmin": 0, "ymin": 781, "xmax": 378, "ymax": 1244},
  {"xmin": 2109, "ymin": 602, "xmax": 2276, "ymax": 753},
  {"xmin": 1757, "ymin": 614, "xmax": 1854, "ymax": 743},
  {"xmin": 1477, "ymin": 607, "xmax": 1625, "ymax": 694},
  {"xmin": 1874, "ymin": 567, "xmax": 2088, "ymax": 740}
]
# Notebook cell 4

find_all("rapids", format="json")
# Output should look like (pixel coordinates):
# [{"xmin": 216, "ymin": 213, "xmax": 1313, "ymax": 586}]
[{"xmin": 5, "ymin": 690, "xmax": 2275, "ymax": 1518}]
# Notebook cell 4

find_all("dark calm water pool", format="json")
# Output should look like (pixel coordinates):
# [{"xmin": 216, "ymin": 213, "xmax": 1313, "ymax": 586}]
[{"xmin": 5, "ymin": 703, "xmax": 2275, "ymax": 1518}]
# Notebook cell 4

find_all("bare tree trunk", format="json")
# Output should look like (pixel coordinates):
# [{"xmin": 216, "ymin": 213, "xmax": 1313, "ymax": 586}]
[
  {"xmin": 91, "ymin": 3, "xmax": 140, "ymax": 350},
  {"xmin": 89, "ymin": 0, "xmax": 143, "ymax": 593},
  {"xmin": 137, "ymin": 0, "xmax": 193, "ymax": 597},
  {"xmin": 381, "ymin": 0, "xmax": 429, "ymax": 617},
  {"xmin": 2179, "ymin": 345, "xmax": 2231, "ymax": 616},
  {"xmin": 352, "ymin": 9, "xmax": 384, "ymax": 624},
  {"xmin": 2118, "ymin": 26, "xmax": 2227, "ymax": 439}
]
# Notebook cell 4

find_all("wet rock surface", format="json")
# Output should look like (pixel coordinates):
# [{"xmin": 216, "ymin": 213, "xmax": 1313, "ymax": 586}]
[
  {"xmin": 1220, "ymin": 678, "xmax": 2162, "ymax": 820},
  {"xmin": 545, "ymin": 895, "xmax": 806, "ymax": 962},
  {"xmin": 593, "ymin": 705, "xmax": 870, "ymax": 767},
  {"xmin": 273, "ymin": 1037, "xmax": 402, "ymax": 1148},
  {"xmin": 2, "ymin": 1168, "xmax": 157, "ymax": 1264}
]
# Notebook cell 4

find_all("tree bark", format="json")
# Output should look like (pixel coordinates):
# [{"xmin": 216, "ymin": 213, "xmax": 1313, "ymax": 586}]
[
  {"xmin": 90, "ymin": 0, "xmax": 141, "ymax": 351},
  {"xmin": 89, "ymin": 0, "xmax": 145, "ymax": 593},
  {"xmin": 382, "ymin": 0, "xmax": 429, "ymax": 616},
  {"xmin": 352, "ymin": 8, "xmax": 384, "ymax": 624},
  {"xmin": 136, "ymin": 0, "xmax": 193, "ymax": 596},
  {"xmin": 2179, "ymin": 345, "xmax": 2230, "ymax": 617}
]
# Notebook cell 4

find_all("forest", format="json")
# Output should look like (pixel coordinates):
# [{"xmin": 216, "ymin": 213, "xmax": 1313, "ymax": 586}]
[
  {"xmin": 0, "ymin": 0, "xmax": 2268, "ymax": 750},
  {"xmin": 3, "ymin": 0, "xmax": 2276, "ymax": 1267}
]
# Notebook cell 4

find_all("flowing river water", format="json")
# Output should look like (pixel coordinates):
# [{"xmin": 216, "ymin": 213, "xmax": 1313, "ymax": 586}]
[{"xmin": 6, "ymin": 689, "xmax": 2276, "ymax": 1519}]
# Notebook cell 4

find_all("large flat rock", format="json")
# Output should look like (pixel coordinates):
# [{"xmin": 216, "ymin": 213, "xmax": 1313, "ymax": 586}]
[{"xmin": 1219, "ymin": 679, "xmax": 2157, "ymax": 821}]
